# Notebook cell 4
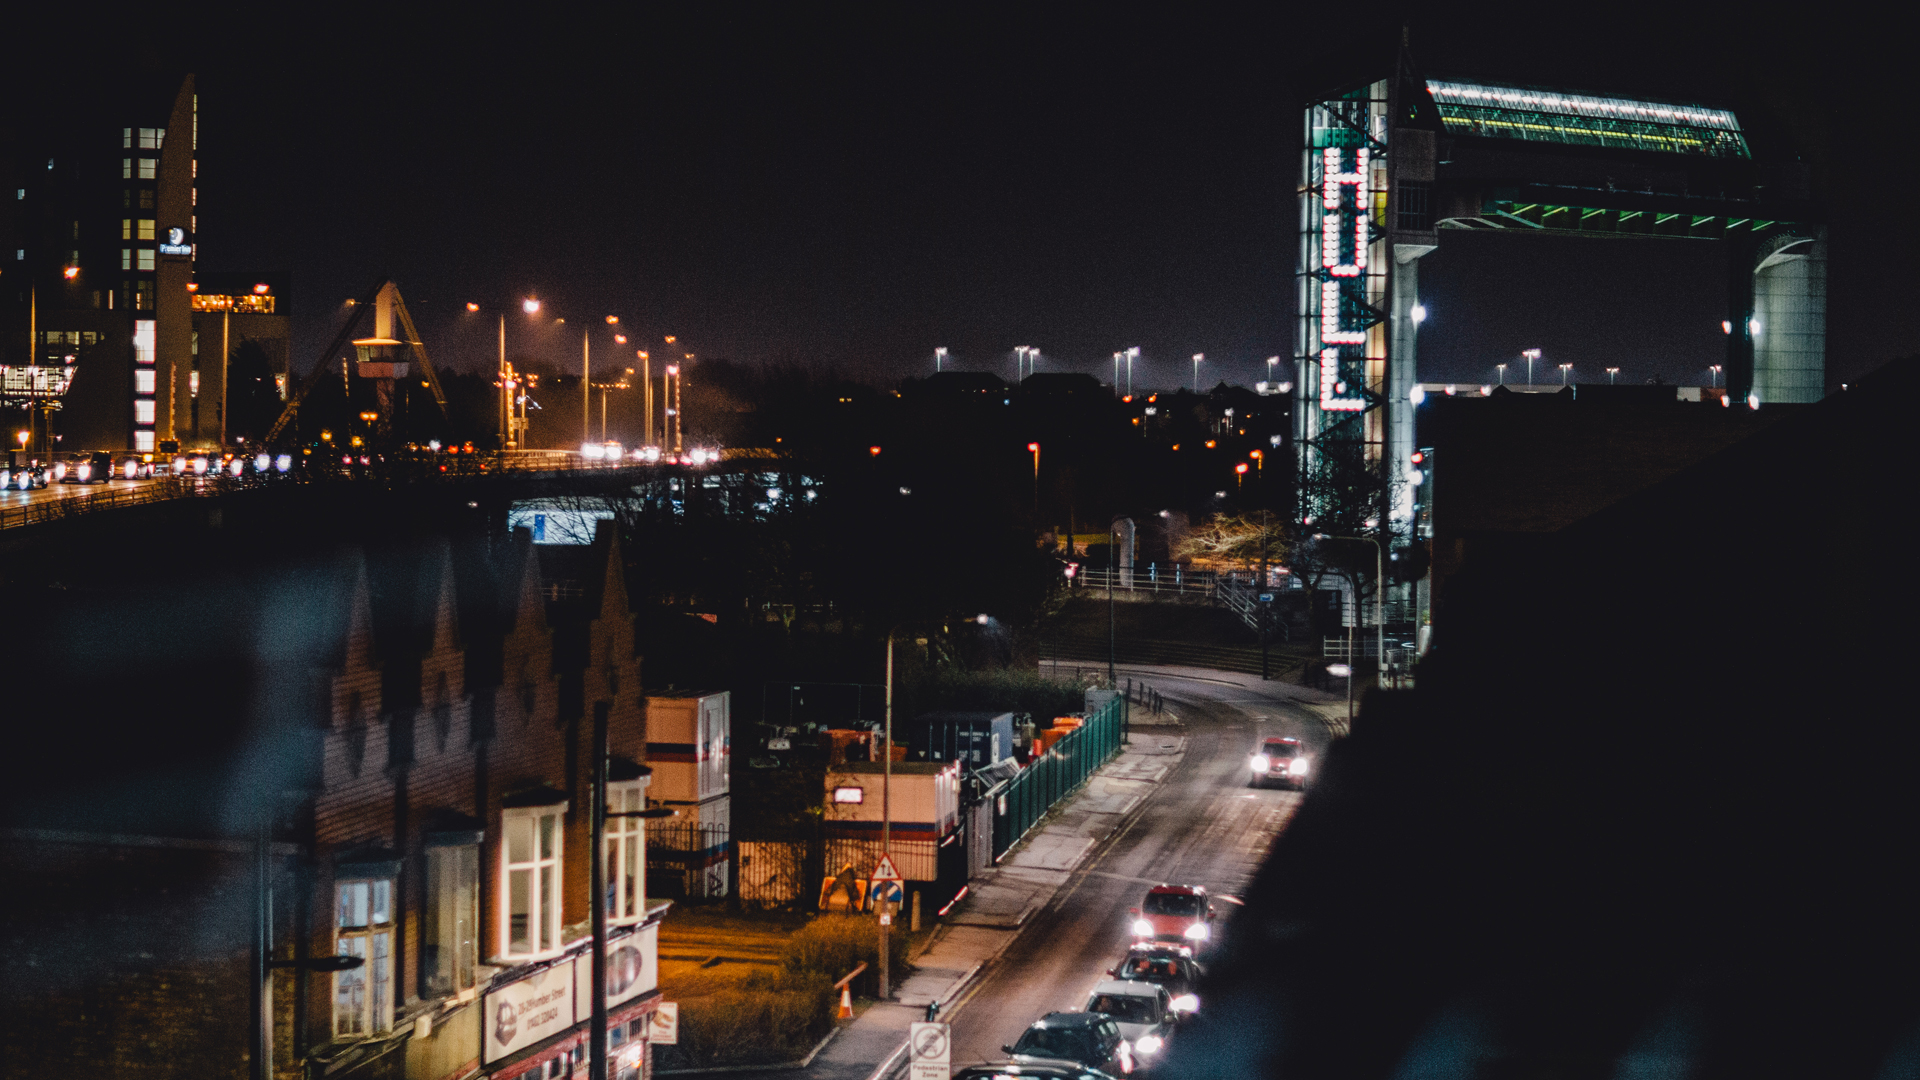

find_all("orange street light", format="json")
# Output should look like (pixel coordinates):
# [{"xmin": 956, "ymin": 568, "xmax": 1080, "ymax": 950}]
[
  {"xmin": 466, "ymin": 302, "xmax": 479, "ymax": 312},
  {"xmin": 606, "ymin": 315, "xmax": 619, "ymax": 324}
]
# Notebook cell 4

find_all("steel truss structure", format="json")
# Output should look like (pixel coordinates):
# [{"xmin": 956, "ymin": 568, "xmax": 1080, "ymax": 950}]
[{"xmin": 1294, "ymin": 62, "xmax": 1825, "ymax": 553}]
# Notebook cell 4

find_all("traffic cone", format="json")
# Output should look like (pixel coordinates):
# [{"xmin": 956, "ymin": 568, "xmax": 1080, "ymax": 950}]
[{"xmin": 838, "ymin": 986, "xmax": 854, "ymax": 1019}]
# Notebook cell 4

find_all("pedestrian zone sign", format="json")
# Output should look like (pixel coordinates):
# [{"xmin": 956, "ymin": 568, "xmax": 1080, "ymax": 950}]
[
  {"xmin": 871, "ymin": 854, "xmax": 903, "ymax": 882},
  {"xmin": 909, "ymin": 1022, "xmax": 951, "ymax": 1080}
]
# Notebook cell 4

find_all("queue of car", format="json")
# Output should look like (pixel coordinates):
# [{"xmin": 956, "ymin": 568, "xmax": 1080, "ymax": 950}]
[{"xmin": 962, "ymin": 884, "xmax": 1220, "ymax": 1080}]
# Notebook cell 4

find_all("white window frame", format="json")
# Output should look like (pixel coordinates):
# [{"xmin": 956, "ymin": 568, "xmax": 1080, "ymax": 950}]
[
  {"xmin": 500, "ymin": 803, "xmax": 566, "ymax": 959},
  {"xmin": 605, "ymin": 781, "xmax": 648, "ymax": 924},
  {"xmin": 333, "ymin": 878, "xmax": 394, "ymax": 1037}
]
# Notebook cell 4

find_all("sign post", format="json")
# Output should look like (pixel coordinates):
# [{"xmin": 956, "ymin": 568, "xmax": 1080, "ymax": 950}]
[
  {"xmin": 909, "ymin": 1022, "xmax": 951, "ymax": 1080},
  {"xmin": 872, "ymin": 854, "xmax": 902, "ymax": 998}
]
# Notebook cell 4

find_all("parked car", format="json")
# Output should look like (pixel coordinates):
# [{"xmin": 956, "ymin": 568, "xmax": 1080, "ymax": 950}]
[
  {"xmin": 953, "ymin": 1063, "xmax": 1122, "ymax": 1080},
  {"xmin": 1083, "ymin": 979, "xmax": 1177, "ymax": 1064},
  {"xmin": 1004, "ymin": 1012, "xmax": 1134, "ymax": 1076},
  {"xmin": 1110, "ymin": 945, "xmax": 1204, "ymax": 1012},
  {"xmin": 1248, "ymin": 735, "xmax": 1312, "ymax": 789},
  {"xmin": 1130, "ymin": 885, "xmax": 1214, "ymax": 948},
  {"xmin": 5, "ymin": 454, "xmax": 48, "ymax": 490}
]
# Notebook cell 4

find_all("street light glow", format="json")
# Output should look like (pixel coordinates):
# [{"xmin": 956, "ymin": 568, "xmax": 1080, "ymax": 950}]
[{"xmin": 522, "ymin": 298, "xmax": 540, "ymax": 314}]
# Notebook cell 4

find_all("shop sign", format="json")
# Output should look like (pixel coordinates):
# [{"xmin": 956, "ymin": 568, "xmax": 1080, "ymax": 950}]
[{"xmin": 484, "ymin": 959, "xmax": 577, "ymax": 1063}]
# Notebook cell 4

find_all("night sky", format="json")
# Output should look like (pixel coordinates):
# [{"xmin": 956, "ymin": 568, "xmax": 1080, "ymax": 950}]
[{"xmin": 21, "ymin": 10, "xmax": 1907, "ymax": 392}]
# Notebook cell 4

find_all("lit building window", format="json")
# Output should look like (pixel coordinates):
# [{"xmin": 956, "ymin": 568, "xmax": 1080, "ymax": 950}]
[
  {"xmin": 423, "ymin": 845, "xmax": 479, "ymax": 996},
  {"xmin": 502, "ymin": 805, "xmax": 564, "ymax": 958},
  {"xmin": 121, "ymin": 249, "xmax": 131, "ymax": 270},
  {"xmin": 133, "ymin": 400, "xmax": 155, "ymax": 424},
  {"xmin": 133, "ymin": 320, "xmax": 155, "ymax": 364},
  {"xmin": 136, "ymin": 250, "xmax": 155, "ymax": 272},
  {"xmin": 134, "ymin": 370, "xmax": 155, "ymax": 394},
  {"xmin": 136, "ymin": 219, "xmax": 155, "ymax": 241},
  {"xmin": 134, "ymin": 282, "xmax": 153, "ymax": 310},
  {"xmin": 134, "ymin": 431, "xmax": 154, "ymax": 451},
  {"xmin": 334, "ymin": 879, "xmax": 395, "ymax": 1036},
  {"xmin": 606, "ymin": 782, "xmax": 648, "ymax": 924}
]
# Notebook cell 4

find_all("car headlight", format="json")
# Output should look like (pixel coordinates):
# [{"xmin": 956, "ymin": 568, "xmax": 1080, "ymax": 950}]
[
  {"xmin": 1133, "ymin": 1035, "xmax": 1163, "ymax": 1056},
  {"xmin": 1132, "ymin": 918, "xmax": 1154, "ymax": 937},
  {"xmin": 1249, "ymin": 754, "xmax": 1270, "ymax": 772},
  {"xmin": 1170, "ymin": 994, "xmax": 1199, "ymax": 1013},
  {"xmin": 1288, "ymin": 757, "xmax": 1310, "ymax": 776},
  {"xmin": 1183, "ymin": 922, "xmax": 1210, "ymax": 941}
]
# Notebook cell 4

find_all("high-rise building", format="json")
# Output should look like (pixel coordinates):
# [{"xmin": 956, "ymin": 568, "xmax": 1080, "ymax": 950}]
[{"xmin": 2, "ymin": 73, "xmax": 203, "ymax": 453}]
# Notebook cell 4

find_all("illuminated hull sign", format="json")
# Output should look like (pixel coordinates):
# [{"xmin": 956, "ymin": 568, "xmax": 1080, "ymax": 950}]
[{"xmin": 1318, "ymin": 146, "xmax": 1370, "ymax": 412}]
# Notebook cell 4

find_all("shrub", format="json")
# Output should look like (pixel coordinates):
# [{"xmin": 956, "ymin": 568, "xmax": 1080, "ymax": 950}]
[
  {"xmin": 780, "ymin": 914, "xmax": 911, "ymax": 990},
  {"xmin": 675, "ymin": 969, "xmax": 836, "ymax": 1067}
]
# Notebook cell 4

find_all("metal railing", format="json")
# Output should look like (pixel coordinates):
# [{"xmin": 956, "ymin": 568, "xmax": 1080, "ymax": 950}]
[
  {"xmin": 990, "ymin": 695, "xmax": 1125, "ymax": 860},
  {"xmin": 1071, "ymin": 565, "xmax": 1216, "ymax": 597}
]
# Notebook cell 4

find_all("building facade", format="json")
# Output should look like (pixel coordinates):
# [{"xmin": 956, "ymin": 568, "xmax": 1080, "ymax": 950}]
[{"xmin": 3, "ymin": 72, "xmax": 286, "ymax": 455}]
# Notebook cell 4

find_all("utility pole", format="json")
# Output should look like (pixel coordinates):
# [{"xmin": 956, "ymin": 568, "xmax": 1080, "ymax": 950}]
[
  {"xmin": 1108, "ymin": 520, "xmax": 1116, "ymax": 684},
  {"xmin": 880, "ymin": 630, "xmax": 894, "ymax": 999},
  {"xmin": 584, "ymin": 329, "xmax": 591, "ymax": 448}
]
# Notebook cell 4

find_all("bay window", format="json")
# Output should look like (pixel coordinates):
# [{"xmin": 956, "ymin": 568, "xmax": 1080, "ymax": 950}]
[
  {"xmin": 502, "ymin": 804, "xmax": 564, "ymax": 958},
  {"xmin": 606, "ymin": 782, "xmax": 647, "ymax": 923},
  {"xmin": 334, "ymin": 878, "xmax": 394, "ymax": 1036},
  {"xmin": 423, "ymin": 843, "xmax": 479, "ymax": 996}
]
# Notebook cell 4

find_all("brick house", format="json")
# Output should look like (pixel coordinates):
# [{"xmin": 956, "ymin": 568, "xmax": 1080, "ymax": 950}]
[{"xmin": 0, "ymin": 520, "xmax": 663, "ymax": 1080}]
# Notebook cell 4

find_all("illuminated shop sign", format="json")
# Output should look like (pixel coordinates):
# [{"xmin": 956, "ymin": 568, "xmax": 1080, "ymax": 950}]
[{"xmin": 158, "ymin": 227, "xmax": 191, "ymax": 256}]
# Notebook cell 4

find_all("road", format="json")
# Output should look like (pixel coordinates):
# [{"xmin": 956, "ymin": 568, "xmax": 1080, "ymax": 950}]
[
  {"xmin": 0, "ymin": 476, "xmax": 154, "ymax": 510},
  {"xmin": 942, "ymin": 667, "xmax": 1334, "ymax": 1068}
]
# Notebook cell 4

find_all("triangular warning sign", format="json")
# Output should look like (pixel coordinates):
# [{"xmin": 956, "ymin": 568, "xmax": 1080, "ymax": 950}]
[{"xmin": 871, "ymin": 854, "xmax": 903, "ymax": 882}]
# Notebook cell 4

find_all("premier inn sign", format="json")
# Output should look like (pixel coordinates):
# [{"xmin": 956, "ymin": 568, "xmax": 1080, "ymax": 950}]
[{"xmin": 484, "ymin": 959, "xmax": 577, "ymax": 1063}]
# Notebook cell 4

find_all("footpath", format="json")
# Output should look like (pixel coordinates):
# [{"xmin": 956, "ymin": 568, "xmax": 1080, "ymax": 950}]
[{"xmin": 772, "ymin": 715, "xmax": 1189, "ymax": 1080}]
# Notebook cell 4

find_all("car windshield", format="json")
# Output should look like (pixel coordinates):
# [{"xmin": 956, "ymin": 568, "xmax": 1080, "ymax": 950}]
[
  {"xmin": 1142, "ymin": 892, "xmax": 1202, "ymax": 917},
  {"xmin": 1262, "ymin": 741, "xmax": 1298, "ymax": 757},
  {"xmin": 1014, "ymin": 1029, "xmax": 1095, "ymax": 1061},
  {"xmin": 1087, "ymin": 995, "xmax": 1158, "ymax": 1023},
  {"xmin": 1122, "ymin": 957, "xmax": 1182, "ymax": 981}
]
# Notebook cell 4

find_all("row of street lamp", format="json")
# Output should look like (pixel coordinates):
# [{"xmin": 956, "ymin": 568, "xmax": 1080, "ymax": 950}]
[{"xmin": 471, "ymin": 299, "xmax": 689, "ymax": 452}]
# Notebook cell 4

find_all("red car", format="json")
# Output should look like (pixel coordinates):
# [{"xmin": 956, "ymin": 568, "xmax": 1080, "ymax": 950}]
[
  {"xmin": 1248, "ymin": 736, "xmax": 1312, "ymax": 789},
  {"xmin": 1130, "ymin": 885, "xmax": 1214, "ymax": 948}
]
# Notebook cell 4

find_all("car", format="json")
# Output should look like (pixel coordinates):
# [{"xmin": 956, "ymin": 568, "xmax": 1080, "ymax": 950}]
[
  {"xmin": 54, "ymin": 451, "xmax": 114, "ymax": 484},
  {"xmin": 1130, "ymin": 885, "xmax": 1214, "ymax": 949},
  {"xmin": 1110, "ymin": 946, "xmax": 1204, "ymax": 1012},
  {"xmin": 6, "ymin": 458, "xmax": 48, "ymax": 490},
  {"xmin": 1083, "ymin": 979, "xmax": 1179, "ymax": 1064},
  {"xmin": 113, "ymin": 451, "xmax": 160, "ymax": 480},
  {"xmin": 1248, "ymin": 736, "xmax": 1312, "ymax": 789},
  {"xmin": 1003, "ymin": 1012, "xmax": 1134, "ymax": 1076},
  {"xmin": 952, "ymin": 1063, "xmax": 1122, "ymax": 1080}
]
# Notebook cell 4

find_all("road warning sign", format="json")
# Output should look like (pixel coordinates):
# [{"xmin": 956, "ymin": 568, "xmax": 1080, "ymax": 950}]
[{"xmin": 871, "ymin": 854, "xmax": 903, "ymax": 882}]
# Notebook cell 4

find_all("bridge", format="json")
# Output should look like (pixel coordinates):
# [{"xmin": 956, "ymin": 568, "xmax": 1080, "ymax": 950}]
[{"xmin": 0, "ymin": 448, "xmax": 786, "ymax": 535}]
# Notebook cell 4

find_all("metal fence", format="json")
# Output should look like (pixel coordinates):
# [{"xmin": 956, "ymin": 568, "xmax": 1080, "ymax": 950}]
[{"xmin": 990, "ymin": 695, "xmax": 1125, "ymax": 860}]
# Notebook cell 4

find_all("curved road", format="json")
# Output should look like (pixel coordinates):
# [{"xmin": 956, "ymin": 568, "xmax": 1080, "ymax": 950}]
[{"xmin": 943, "ymin": 666, "xmax": 1340, "ymax": 1068}]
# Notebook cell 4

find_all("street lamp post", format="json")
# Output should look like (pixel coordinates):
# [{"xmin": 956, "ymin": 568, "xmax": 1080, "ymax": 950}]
[
  {"xmin": 1028, "ymin": 442, "xmax": 1040, "ymax": 521},
  {"xmin": 1607, "ymin": 367, "xmax": 1620, "ymax": 385},
  {"xmin": 1559, "ymin": 363, "xmax": 1572, "ymax": 386},
  {"xmin": 1523, "ymin": 348, "xmax": 1541, "ymax": 386},
  {"xmin": 1192, "ymin": 353, "xmax": 1204, "ymax": 393},
  {"xmin": 1496, "ymin": 363, "xmax": 1507, "ymax": 386},
  {"xmin": 1314, "ymin": 532, "xmax": 1384, "ymax": 701},
  {"xmin": 1114, "ymin": 351, "xmax": 1123, "ymax": 395},
  {"xmin": 1710, "ymin": 364, "xmax": 1722, "ymax": 389},
  {"xmin": 1266, "ymin": 355, "xmax": 1279, "ymax": 388},
  {"xmin": 935, "ymin": 346, "xmax": 947, "ymax": 373},
  {"xmin": 589, "ymin": 702, "xmax": 676, "ymax": 1080},
  {"xmin": 1125, "ymin": 347, "xmax": 1139, "ymax": 397}
]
